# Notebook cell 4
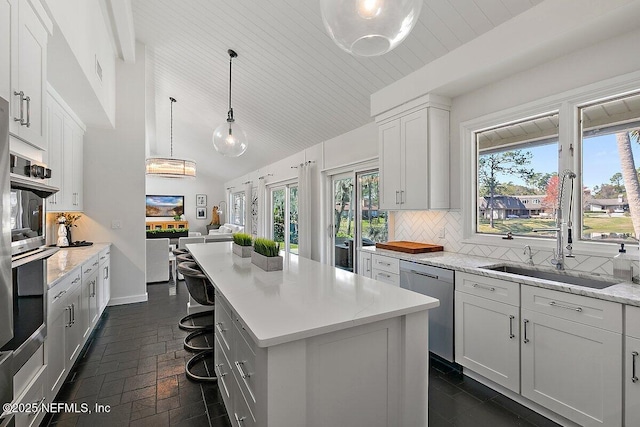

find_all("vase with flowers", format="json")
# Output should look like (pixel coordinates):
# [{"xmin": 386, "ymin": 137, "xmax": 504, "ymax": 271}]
[{"xmin": 59, "ymin": 213, "xmax": 82, "ymax": 246}]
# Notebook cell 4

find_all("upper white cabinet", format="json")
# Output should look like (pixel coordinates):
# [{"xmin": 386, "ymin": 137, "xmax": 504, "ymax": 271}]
[
  {"xmin": 46, "ymin": 88, "xmax": 85, "ymax": 212},
  {"xmin": 376, "ymin": 94, "xmax": 450, "ymax": 211},
  {"xmin": 8, "ymin": 0, "xmax": 50, "ymax": 150}
]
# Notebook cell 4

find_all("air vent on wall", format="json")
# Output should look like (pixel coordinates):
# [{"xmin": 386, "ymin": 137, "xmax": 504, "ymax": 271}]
[{"xmin": 95, "ymin": 55, "xmax": 103, "ymax": 82}]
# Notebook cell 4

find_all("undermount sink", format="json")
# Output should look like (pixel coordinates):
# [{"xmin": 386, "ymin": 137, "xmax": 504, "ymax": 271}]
[{"xmin": 481, "ymin": 264, "xmax": 619, "ymax": 289}]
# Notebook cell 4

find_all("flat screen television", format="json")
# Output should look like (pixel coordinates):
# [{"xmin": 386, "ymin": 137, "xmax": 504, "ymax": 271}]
[{"xmin": 146, "ymin": 195, "xmax": 184, "ymax": 217}]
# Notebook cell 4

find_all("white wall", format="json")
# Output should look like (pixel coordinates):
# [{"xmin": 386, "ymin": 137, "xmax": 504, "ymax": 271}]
[
  {"xmin": 44, "ymin": 0, "xmax": 116, "ymax": 128},
  {"xmin": 76, "ymin": 43, "xmax": 147, "ymax": 306}
]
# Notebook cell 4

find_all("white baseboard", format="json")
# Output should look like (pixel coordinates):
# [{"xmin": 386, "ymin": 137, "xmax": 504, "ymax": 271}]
[{"xmin": 107, "ymin": 292, "xmax": 148, "ymax": 306}]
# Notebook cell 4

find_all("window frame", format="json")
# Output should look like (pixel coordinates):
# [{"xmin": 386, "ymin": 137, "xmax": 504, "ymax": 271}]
[
  {"xmin": 267, "ymin": 179, "xmax": 298, "ymax": 255},
  {"xmin": 461, "ymin": 71, "xmax": 640, "ymax": 255},
  {"xmin": 231, "ymin": 191, "xmax": 245, "ymax": 226}
]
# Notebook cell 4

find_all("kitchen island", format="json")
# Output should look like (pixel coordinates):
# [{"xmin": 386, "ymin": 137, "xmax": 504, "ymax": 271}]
[{"xmin": 187, "ymin": 242, "xmax": 439, "ymax": 427}]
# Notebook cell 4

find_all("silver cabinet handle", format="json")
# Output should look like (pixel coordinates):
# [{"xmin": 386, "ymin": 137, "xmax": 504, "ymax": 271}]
[
  {"xmin": 549, "ymin": 301, "xmax": 582, "ymax": 312},
  {"xmin": 13, "ymin": 90, "xmax": 25, "ymax": 124},
  {"xmin": 395, "ymin": 190, "xmax": 399, "ymax": 204},
  {"xmin": 24, "ymin": 95, "xmax": 30, "ymax": 127},
  {"xmin": 523, "ymin": 319, "xmax": 529, "ymax": 343},
  {"xmin": 379, "ymin": 261, "xmax": 391, "ymax": 266},
  {"xmin": 215, "ymin": 363, "xmax": 227, "ymax": 378},
  {"xmin": 411, "ymin": 270, "xmax": 438, "ymax": 280},
  {"xmin": 234, "ymin": 413, "xmax": 246, "ymax": 424},
  {"xmin": 235, "ymin": 360, "xmax": 249, "ymax": 379},
  {"xmin": 473, "ymin": 283, "xmax": 495, "ymax": 292},
  {"xmin": 367, "ymin": 258, "xmax": 371, "ymax": 272},
  {"xmin": 400, "ymin": 190, "xmax": 404, "ymax": 204},
  {"xmin": 509, "ymin": 315, "xmax": 515, "ymax": 339},
  {"xmin": 378, "ymin": 273, "xmax": 391, "ymax": 278},
  {"xmin": 28, "ymin": 397, "xmax": 45, "ymax": 417},
  {"xmin": 65, "ymin": 306, "xmax": 72, "ymax": 327},
  {"xmin": 100, "ymin": 256, "xmax": 106, "ymax": 260},
  {"xmin": 71, "ymin": 303, "xmax": 75, "ymax": 324},
  {"xmin": 104, "ymin": 266, "xmax": 109, "ymax": 280},
  {"xmin": 92, "ymin": 279, "xmax": 97, "ymax": 297},
  {"xmin": 54, "ymin": 290, "xmax": 67, "ymax": 301},
  {"xmin": 215, "ymin": 322, "xmax": 226, "ymax": 334},
  {"xmin": 93, "ymin": 261, "xmax": 99, "ymax": 267},
  {"xmin": 633, "ymin": 351, "xmax": 639, "ymax": 383},
  {"xmin": 72, "ymin": 277, "xmax": 80, "ymax": 284}
]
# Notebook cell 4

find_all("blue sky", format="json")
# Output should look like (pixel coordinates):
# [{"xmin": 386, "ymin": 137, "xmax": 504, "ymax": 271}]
[{"xmin": 485, "ymin": 133, "xmax": 640, "ymax": 191}]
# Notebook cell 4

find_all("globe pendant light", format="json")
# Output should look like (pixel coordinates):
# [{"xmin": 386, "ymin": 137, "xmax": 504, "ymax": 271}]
[
  {"xmin": 146, "ymin": 97, "xmax": 196, "ymax": 178},
  {"xmin": 320, "ymin": 0, "xmax": 422, "ymax": 57},
  {"xmin": 213, "ymin": 49, "xmax": 248, "ymax": 157}
]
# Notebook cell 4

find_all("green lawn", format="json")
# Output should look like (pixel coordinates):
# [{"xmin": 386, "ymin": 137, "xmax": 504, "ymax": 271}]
[{"xmin": 479, "ymin": 214, "xmax": 634, "ymax": 237}]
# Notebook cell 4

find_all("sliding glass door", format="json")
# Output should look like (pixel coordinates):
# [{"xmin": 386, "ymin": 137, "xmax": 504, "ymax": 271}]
[
  {"xmin": 330, "ymin": 170, "xmax": 388, "ymax": 271},
  {"xmin": 270, "ymin": 183, "xmax": 298, "ymax": 255}
]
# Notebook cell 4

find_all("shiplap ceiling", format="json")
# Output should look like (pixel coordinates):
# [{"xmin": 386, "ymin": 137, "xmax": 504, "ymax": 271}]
[{"xmin": 133, "ymin": 0, "xmax": 542, "ymax": 181}]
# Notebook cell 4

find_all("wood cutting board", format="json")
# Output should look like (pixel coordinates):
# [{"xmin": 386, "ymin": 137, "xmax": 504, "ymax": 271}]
[{"xmin": 375, "ymin": 241, "xmax": 444, "ymax": 254}]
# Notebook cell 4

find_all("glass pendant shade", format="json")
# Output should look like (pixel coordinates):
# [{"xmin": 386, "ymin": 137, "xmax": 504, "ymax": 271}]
[
  {"xmin": 145, "ymin": 157, "xmax": 196, "ymax": 178},
  {"xmin": 320, "ymin": 0, "xmax": 422, "ymax": 56},
  {"xmin": 213, "ymin": 120, "xmax": 247, "ymax": 157}
]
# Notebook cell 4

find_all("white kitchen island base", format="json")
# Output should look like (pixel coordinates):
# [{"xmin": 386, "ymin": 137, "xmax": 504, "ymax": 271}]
[{"xmin": 188, "ymin": 242, "xmax": 438, "ymax": 427}]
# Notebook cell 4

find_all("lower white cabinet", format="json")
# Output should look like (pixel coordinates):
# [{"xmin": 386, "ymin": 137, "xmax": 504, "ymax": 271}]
[
  {"xmin": 371, "ymin": 253, "xmax": 400, "ymax": 286},
  {"xmin": 456, "ymin": 273, "xmax": 623, "ymax": 427},
  {"xmin": 80, "ymin": 256, "xmax": 100, "ymax": 339},
  {"xmin": 13, "ymin": 344, "xmax": 47, "ymax": 427},
  {"xmin": 625, "ymin": 306, "xmax": 640, "ymax": 426},
  {"xmin": 64, "ymin": 283, "xmax": 83, "ymax": 368},
  {"xmin": 357, "ymin": 250, "xmax": 372, "ymax": 278},
  {"xmin": 455, "ymin": 290, "xmax": 520, "ymax": 393},
  {"xmin": 521, "ymin": 307, "xmax": 622, "ymax": 426},
  {"xmin": 97, "ymin": 247, "xmax": 111, "ymax": 311}
]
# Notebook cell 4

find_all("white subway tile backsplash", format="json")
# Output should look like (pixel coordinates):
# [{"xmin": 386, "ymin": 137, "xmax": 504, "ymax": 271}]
[{"xmin": 394, "ymin": 211, "xmax": 634, "ymax": 277}]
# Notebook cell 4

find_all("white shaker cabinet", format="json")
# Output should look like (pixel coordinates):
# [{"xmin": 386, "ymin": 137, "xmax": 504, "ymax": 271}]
[
  {"xmin": 520, "ymin": 286, "xmax": 622, "ymax": 427},
  {"xmin": 377, "ymin": 95, "xmax": 450, "ymax": 211},
  {"xmin": 357, "ymin": 250, "xmax": 372, "ymax": 277},
  {"xmin": 8, "ymin": 0, "xmax": 49, "ymax": 149},
  {"xmin": 455, "ymin": 273, "xmax": 520, "ymax": 393},
  {"xmin": 371, "ymin": 253, "xmax": 400, "ymax": 286},
  {"xmin": 625, "ymin": 306, "xmax": 640, "ymax": 426},
  {"xmin": 97, "ymin": 247, "xmax": 111, "ymax": 312},
  {"xmin": 46, "ymin": 89, "xmax": 85, "ymax": 212}
]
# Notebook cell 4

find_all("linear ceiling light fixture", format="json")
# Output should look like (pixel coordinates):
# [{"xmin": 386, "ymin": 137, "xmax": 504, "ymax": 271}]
[
  {"xmin": 213, "ymin": 49, "xmax": 248, "ymax": 157},
  {"xmin": 146, "ymin": 97, "xmax": 196, "ymax": 178},
  {"xmin": 320, "ymin": 0, "xmax": 422, "ymax": 56}
]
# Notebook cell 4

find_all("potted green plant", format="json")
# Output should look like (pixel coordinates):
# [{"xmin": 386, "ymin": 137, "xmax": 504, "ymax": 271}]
[
  {"xmin": 232, "ymin": 232, "xmax": 253, "ymax": 258},
  {"xmin": 251, "ymin": 238, "xmax": 283, "ymax": 271}
]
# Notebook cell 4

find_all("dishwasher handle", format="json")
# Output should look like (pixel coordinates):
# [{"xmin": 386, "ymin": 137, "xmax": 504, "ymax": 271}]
[{"xmin": 399, "ymin": 260, "xmax": 453, "ymax": 284}]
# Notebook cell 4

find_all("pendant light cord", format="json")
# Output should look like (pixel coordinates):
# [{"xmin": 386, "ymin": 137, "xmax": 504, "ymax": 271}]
[
  {"xmin": 169, "ymin": 97, "xmax": 176, "ymax": 157},
  {"xmin": 227, "ymin": 49, "xmax": 237, "ymax": 122}
]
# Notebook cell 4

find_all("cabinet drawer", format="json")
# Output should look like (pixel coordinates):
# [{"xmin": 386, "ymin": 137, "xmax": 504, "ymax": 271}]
[
  {"xmin": 214, "ymin": 335, "xmax": 233, "ymax": 401},
  {"xmin": 233, "ymin": 325, "xmax": 257, "ymax": 415},
  {"xmin": 231, "ymin": 373, "xmax": 257, "ymax": 427},
  {"xmin": 47, "ymin": 268, "xmax": 81, "ymax": 310},
  {"xmin": 215, "ymin": 299, "xmax": 234, "ymax": 354},
  {"xmin": 81, "ymin": 255, "xmax": 100, "ymax": 277},
  {"xmin": 627, "ymin": 306, "xmax": 640, "ymax": 339},
  {"xmin": 522, "ymin": 285, "xmax": 622, "ymax": 333},
  {"xmin": 14, "ymin": 368, "xmax": 45, "ymax": 427},
  {"xmin": 456, "ymin": 272, "xmax": 519, "ymax": 305},
  {"xmin": 372, "ymin": 269, "xmax": 400, "ymax": 286},
  {"xmin": 372, "ymin": 254, "xmax": 399, "ymax": 274},
  {"xmin": 98, "ymin": 247, "xmax": 110, "ymax": 264}
]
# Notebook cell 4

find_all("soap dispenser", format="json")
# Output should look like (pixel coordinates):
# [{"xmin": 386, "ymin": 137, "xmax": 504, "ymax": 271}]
[{"xmin": 613, "ymin": 243, "xmax": 634, "ymax": 282}]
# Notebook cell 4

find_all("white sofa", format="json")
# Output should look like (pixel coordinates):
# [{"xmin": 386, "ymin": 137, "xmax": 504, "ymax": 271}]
[
  {"xmin": 206, "ymin": 223, "xmax": 244, "ymax": 242},
  {"xmin": 146, "ymin": 238, "xmax": 170, "ymax": 283}
]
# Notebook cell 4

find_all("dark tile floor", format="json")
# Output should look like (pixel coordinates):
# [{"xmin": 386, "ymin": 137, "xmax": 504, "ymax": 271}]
[{"xmin": 43, "ymin": 279, "xmax": 560, "ymax": 427}]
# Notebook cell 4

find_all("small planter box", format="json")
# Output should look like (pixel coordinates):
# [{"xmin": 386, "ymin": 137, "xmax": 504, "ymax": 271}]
[
  {"xmin": 251, "ymin": 251, "xmax": 283, "ymax": 271},
  {"xmin": 233, "ymin": 243, "xmax": 253, "ymax": 258}
]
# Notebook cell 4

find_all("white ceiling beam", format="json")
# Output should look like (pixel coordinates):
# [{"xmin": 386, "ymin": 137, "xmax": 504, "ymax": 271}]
[{"xmin": 104, "ymin": 0, "xmax": 136, "ymax": 62}]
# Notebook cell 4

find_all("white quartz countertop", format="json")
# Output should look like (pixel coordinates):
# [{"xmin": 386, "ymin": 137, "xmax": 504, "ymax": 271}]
[
  {"xmin": 47, "ymin": 243, "xmax": 111, "ymax": 288},
  {"xmin": 361, "ymin": 246, "xmax": 640, "ymax": 307},
  {"xmin": 187, "ymin": 242, "xmax": 440, "ymax": 348}
]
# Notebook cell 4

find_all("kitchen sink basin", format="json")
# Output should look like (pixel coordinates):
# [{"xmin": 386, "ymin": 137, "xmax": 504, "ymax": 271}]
[{"xmin": 481, "ymin": 264, "xmax": 619, "ymax": 289}]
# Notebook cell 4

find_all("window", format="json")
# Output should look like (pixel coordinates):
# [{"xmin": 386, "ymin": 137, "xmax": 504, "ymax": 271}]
[
  {"xmin": 580, "ymin": 92, "xmax": 640, "ymax": 243},
  {"xmin": 231, "ymin": 191, "xmax": 245, "ymax": 226},
  {"xmin": 270, "ymin": 184, "xmax": 298, "ymax": 255},
  {"xmin": 476, "ymin": 113, "xmax": 559, "ymax": 237}
]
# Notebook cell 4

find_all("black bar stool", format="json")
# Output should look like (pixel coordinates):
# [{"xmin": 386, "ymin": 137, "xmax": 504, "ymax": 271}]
[{"xmin": 178, "ymin": 261, "xmax": 216, "ymax": 382}]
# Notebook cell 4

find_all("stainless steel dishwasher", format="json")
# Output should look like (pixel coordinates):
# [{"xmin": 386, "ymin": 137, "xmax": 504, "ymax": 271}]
[{"xmin": 399, "ymin": 260, "xmax": 454, "ymax": 363}]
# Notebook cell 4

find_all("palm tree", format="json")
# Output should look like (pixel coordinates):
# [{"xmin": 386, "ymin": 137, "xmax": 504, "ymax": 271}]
[{"xmin": 616, "ymin": 129, "xmax": 640, "ymax": 237}]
